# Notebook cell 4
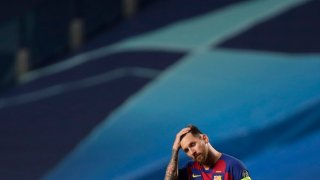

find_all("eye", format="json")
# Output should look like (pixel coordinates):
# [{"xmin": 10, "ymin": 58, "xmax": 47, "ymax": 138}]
[
  {"xmin": 184, "ymin": 148, "xmax": 189, "ymax": 153},
  {"xmin": 190, "ymin": 142, "xmax": 196, "ymax": 147}
]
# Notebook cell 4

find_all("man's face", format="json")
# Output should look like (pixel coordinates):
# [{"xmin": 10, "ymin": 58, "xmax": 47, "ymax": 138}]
[{"xmin": 180, "ymin": 133, "xmax": 208, "ymax": 163}]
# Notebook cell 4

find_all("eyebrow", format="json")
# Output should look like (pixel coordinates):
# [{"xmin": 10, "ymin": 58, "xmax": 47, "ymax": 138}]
[{"xmin": 183, "ymin": 141, "xmax": 194, "ymax": 152}]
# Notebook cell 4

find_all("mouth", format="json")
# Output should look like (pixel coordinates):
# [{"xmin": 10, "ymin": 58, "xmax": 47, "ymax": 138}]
[{"xmin": 194, "ymin": 153, "xmax": 200, "ymax": 160}]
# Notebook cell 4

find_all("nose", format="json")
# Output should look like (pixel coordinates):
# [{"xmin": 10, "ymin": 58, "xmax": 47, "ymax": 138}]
[{"xmin": 188, "ymin": 147, "xmax": 196, "ymax": 156}]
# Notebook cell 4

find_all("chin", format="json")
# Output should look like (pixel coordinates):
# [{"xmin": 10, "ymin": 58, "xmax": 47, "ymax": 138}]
[{"xmin": 196, "ymin": 156, "xmax": 204, "ymax": 163}]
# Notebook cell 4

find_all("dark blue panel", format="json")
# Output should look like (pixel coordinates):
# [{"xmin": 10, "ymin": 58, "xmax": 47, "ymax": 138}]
[
  {"xmin": 77, "ymin": 0, "xmax": 123, "ymax": 37},
  {"xmin": 0, "ymin": 76, "xmax": 149, "ymax": 180},
  {"xmin": 78, "ymin": 0, "xmax": 248, "ymax": 53},
  {"xmin": 2, "ymin": 50, "xmax": 184, "ymax": 97},
  {"xmin": 0, "ymin": 53, "xmax": 15, "ymax": 94},
  {"xmin": 0, "ymin": 50, "xmax": 183, "ymax": 179},
  {"xmin": 0, "ymin": 0, "xmax": 44, "ymax": 23},
  {"xmin": 27, "ymin": 0, "xmax": 74, "ymax": 69},
  {"xmin": 218, "ymin": 0, "xmax": 320, "ymax": 53}
]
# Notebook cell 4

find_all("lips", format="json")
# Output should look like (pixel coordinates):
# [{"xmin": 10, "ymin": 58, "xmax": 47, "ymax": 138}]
[
  {"xmin": 194, "ymin": 154, "xmax": 198, "ymax": 159},
  {"xmin": 194, "ymin": 153, "xmax": 200, "ymax": 160}
]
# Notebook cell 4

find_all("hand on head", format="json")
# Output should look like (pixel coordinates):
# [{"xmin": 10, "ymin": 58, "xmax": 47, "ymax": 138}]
[{"xmin": 172, "ymin": 127, "xmax": 191, "ymax": 151}]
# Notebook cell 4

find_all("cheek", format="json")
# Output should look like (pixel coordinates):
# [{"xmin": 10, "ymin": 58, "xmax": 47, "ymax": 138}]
[{"xmin": 199, "ymin": 143, "xmax": 206, "ymax": 152}]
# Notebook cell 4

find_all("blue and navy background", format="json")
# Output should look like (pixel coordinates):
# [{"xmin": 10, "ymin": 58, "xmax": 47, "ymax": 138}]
[{"xmin": 0, "ymin": 0, "xmax": 320, "ymax": 179}]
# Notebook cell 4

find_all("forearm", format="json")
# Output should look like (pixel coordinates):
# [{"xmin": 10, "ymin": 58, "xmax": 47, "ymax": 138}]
[{"xmin": 165, "ymin": 149, "xmax": 179, "ymax": 180}]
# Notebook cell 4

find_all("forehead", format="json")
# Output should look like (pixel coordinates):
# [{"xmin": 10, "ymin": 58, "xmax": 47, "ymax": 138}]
[{"xmin": 180, "ymin": 133, "xmax": 199, "ymax": 148}]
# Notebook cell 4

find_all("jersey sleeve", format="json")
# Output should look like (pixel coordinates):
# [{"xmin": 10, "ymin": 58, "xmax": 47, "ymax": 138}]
[{"xmin": 231, "ymin": 160, "xmax": 251, "ymax": 180}]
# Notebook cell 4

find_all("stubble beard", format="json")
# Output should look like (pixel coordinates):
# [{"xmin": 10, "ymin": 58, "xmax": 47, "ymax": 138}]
[
  {"xmin": 195, "ymin": 152, "xmax": 207, "ymax": 164},
  {"xmin": 197, "ymin": 144, "xmax": 208, "ymax": 164}
]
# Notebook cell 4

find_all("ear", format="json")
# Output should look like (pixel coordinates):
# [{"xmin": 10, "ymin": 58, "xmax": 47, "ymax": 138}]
[{"xmin": 201, "ymin": 134, "xmax": 209, "ymax": 143}]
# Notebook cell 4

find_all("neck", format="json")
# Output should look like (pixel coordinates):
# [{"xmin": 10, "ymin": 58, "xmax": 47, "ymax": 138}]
[{"xmin": 201, "ymin": 144, "xmax": 221, "ymax": 170}]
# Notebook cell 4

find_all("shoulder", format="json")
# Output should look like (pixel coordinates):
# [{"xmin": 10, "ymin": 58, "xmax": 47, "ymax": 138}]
[
  {"xmin": 220, "ymin": 153, "xmax": 247, "ymax": 168},
  {"xmin": 221, "ymin": 153, "xmax": 251, "ymax": 179}
]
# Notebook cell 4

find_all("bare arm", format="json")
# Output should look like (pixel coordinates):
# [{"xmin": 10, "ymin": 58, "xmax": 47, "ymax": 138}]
[
  {"xmin": 165, "ymin": 149, "xmax": 179, "ymax": 180},
  {"xmin": 165, "ymin": 127, "xmax": 190, "ymax": 180}
]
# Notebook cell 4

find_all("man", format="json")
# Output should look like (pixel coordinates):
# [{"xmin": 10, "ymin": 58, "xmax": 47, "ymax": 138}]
[{"xmin": 165, "ymin": 125, "xmax": 251, "ymax": 180}]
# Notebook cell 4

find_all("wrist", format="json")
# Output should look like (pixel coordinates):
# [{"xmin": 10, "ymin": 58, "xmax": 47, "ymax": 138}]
[
  {"xmin": 172, "ymin": 148, "xmax": 179, "ymax": 154},
  {"xmin": 172, "ymin": 146, "xmax": 179, "ymax": 151}
]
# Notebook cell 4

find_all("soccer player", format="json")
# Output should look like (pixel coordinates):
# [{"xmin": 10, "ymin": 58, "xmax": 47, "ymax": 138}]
[{"xmin": 165, "ymin": 125, "xmax": 251, "ymax": 180}]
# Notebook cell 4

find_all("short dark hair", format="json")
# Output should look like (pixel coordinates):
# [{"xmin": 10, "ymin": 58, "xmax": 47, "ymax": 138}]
[{"xmin": 180, "ymin": 124, "xmax": 203, "ymax": 140}]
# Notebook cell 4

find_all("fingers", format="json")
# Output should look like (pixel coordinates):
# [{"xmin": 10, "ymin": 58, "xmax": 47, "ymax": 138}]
[
  {"xmin": 177, "ymin": 127, "xmax": 191, "ymax": 137},
  {"xmin": 172, "ymin": 127, "xmax": 191, "ymax": 150}
]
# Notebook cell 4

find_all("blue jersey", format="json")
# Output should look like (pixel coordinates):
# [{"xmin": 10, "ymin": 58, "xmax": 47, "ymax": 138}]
[{"xmin": 179, "ymin": 153, "xmax": 251, "ymax": 180}]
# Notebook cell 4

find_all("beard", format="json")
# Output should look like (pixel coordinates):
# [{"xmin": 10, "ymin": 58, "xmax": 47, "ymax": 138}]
[
  {"xmin": 194, "ymin": 144, "xmax": 208, "ymax": 163},
  {"xmin": 195, "ymin": 153, "xmax": 206, "ymax": 163}
]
